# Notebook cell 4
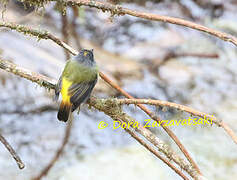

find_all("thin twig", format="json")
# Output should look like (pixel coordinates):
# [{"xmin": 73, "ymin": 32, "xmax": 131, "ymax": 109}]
[
  {"xmin": 173, "ymin": 52, "xmax": 219, "ymax": 59},
  {"xmin": 0, "ymin": 22, "xmax": 77, "ymax": 55},
  {"xmin": 65, "ymin": 0, "xmax": 237, "ymax": 47},
  {"xmin": 18, "ymin": 0, "xmax": 237, "ymax": 46},
  {"xmin": 162, "ymin": 52, "xmax": 219, "ymax": 61},
  {"xmin": 117, "ymin": 98, "xmax": 219, "ymax": 125},
  {"xmin": 148, "ymin": 52, "xmax": 219, "ymax": 74},
  {"xmin": 0, "ymin": 133, "xmax": 25, "ymax": 169}
]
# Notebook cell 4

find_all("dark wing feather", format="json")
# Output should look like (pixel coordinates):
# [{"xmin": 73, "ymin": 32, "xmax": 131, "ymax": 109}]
[
  {"xmin": 69, "ymin": 78, "xmax": 97, "ymax": 112},
  {"xmin": 54, "ymin": 75, "xmax": 62, "ymax": 101}
]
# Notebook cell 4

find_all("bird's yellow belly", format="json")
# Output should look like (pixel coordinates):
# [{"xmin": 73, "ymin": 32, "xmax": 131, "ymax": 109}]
[{"xmin": 61, "ymin": 78, "xmax": 72, "ymax": 104}]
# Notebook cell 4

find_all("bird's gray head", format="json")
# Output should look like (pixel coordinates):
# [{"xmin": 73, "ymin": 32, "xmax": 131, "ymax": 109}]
[{"xmin": 74, "ymin": 49, "xmax": 95, "ymax": 66}]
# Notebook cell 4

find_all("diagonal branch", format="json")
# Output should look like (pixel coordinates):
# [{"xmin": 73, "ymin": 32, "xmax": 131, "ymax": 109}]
[
  {"xmin": 0, "ymin": 22, "xmax": 77, "ymax": 55},
  {"xmin": 99, "ymin": 72, "xmax": 202, "ymax": 174},
  {"xmin": 117, "ymin": 99, "xmax": 218, "ymax": 125},
  {"xmin": 0, "ymin": 58, "xmax": 192, "ymax": 180},
  {"xmin": 90, "ymin": 97, "xmax": 196, "ymax": 180},
  {"xmin": 0, "ymin": 133, "xmax": 25, "ymax": 169},
  {"xmin": 3, "ymin": 20, "xmax": 237, "ymax": 173},
  {"xmin": 64, "ymin": 0, "xmax": 237, "ymax": 47},
  {"xmin": 90, "ymin": 97, "xmax": 201, "ymax": 179},
  {"xmin": 0, "ymin": 58, "xmax": 56, "ymax": 88},
  {"xmin": 0, "ymin": 22, "xmax": 201, "ymax": 174},
  {"xmin": 104, "ymin": 98, "xmax": 237, "ymax": 145},
  {"xmin": 1, "ymin": 1, "xmax": 237, "ymax": 177},
  {"xmin": 121, "ymin": 126, "xmax": 190, "ymax": 180}
]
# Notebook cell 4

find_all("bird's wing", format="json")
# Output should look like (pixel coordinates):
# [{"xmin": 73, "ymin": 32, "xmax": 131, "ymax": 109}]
[
  {"xmin": 68, "ymin": 78, "xmax": 97, "ymax": 112},
  {"xmin": 54, "ymin": 75, "xmax": 62, "ymax": 101}
]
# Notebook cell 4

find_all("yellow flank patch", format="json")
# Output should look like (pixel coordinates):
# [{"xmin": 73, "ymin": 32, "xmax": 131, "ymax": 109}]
[
  {"xmin": 61, "ymin": 78, "xmax": 72, "ymax": 104},
  {"xmin": 83, "ymin": 51, "xmax": 88, "ymax": 56}
]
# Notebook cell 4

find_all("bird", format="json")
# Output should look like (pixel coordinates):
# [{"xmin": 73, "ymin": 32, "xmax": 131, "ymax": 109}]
[{"xmin": 55, "ymin": 49, "xmax": 98, "ymax": 122}]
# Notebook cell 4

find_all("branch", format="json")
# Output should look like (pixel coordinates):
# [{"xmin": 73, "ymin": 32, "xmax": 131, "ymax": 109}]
[
  {"xmin": 90, "ymin": 97, "xmax": 201, "ymax": 179},
  {"xmin": 99, "ymin": 72, "xmax": 202, "ymax": 174},
  {"xmin": 170, "ymin": 52, "xmax": 219, "ymax": 59},
  {"xmin": 0, "ymin": 21, "xmax": 201, "ymax": 174},
  {"xmin": 93, "ymin": 101, "xmax": 193, "ymax": 179},
  {"xmin": 64, "ymin": 0, "xmax": 237, "ymax": 47},
  {"xmin": 0, "ymin": 133, "xmax": 25, "ymax": 169},
  {"xmin": 117, "ymin": 98, "xmax": 219, "ymax": 125},
  {"xmin": 90, "ymin": 98, "xmax": 193, "ymax": 180},
  {"xmin": 0, "ymin": 22, "xmax": 77, "ymax": 56},
  {"xmin": 108, "ymin": 98, "xmax": 237, "ymax": 145},
  {"xmin": 0, "ymin": 58, "xmax": 191, "ymax": 180},
  {"xmin": 0, "ymin": 59, "xmax": 56, "ymax": 89},
  {"xmin": 122, "ymin": 126, "xmax": 189, "ymax": 180}
]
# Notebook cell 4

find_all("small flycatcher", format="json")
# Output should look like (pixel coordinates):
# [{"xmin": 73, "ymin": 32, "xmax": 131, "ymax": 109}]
[{"xmin": 55, "ymin": 49, "xmax": 98, "ymax": 122}]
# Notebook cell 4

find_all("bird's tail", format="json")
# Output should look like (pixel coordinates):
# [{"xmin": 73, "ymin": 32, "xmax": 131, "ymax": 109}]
[{"xmin": 57, "ymin": 101, "xmax": 72, "ymax": 122}]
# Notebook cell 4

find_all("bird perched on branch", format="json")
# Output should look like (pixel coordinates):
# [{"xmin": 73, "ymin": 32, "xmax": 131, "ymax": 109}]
[{"xmin": 55, "ymin": 49, "xmax": 98, "ymax": 122}]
